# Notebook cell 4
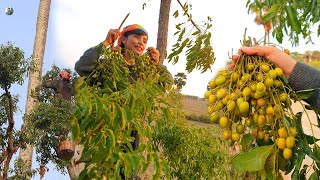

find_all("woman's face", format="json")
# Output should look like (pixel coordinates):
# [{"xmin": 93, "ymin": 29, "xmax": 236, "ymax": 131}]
[{"xmin": 122, "ymin": 33, "xmax": 148, "ymax": 56}]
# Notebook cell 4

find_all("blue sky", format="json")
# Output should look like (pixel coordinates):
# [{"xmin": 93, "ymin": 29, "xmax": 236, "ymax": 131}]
[
  {"xmin": 0, "ymin": 1, "xmax": 67, "ymax": 179},
  {"xmin": 1, "ymin": 0, "xmax": 320, "ymax": 179}
]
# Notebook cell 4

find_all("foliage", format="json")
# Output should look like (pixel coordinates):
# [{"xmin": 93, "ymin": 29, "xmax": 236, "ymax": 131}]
[
  {"xmin": 246, "ymin": 0, "xmax": 320, "ymax": 46},
  {"xmin": 185, "ymin": 113, "xmax": 211, "ymax": 123},
  {"xmin": 153, "ymin": 119, "xmax": 231, "ymax": 179},
  {"xmin": 205, "ymin": 35, "xmax": 320, "ymax": 179},
  {"xmin": 0, "ymin": 42, "xmax": 31, "ymax": 179},
  {"xmin": 71, "ymin": 46, "xmax": 231, "ymax": 179},
  {"xmin": 0, "ymin": 41, "xmax": 31, "ymax": 88},
  {"xmin": 167, "ymin": 1, "xmax": 215, "ymax": 73},
  {"xmin": 23, "ymin": 66, "xmax": 77, "ymax": 174}
]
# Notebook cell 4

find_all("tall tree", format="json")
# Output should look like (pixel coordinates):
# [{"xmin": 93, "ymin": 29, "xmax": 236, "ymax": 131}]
[
  {"xmin": 174, "ymin": 72, "xmax": 187, "ymax": 91},
  {"xmin": 0, "ymin": 42, "xmax": 31, "ymax": 180},
  {"xmin": 18, "ymin": 0, "xmax": 51, "ymax": 177},
  {"xmin": 156, "ymin": 0, "xmax": 172, "ymax": 65}
]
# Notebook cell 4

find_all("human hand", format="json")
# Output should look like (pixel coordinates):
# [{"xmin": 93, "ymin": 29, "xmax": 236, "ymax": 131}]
[
  {"xmin": 102, "ymin": 29, "xmax": 120, "ymax": 47},
  {"xmin": 147, "ymin": 47, "xmax": 160, "ymax": 64},
  {"xmin": 229, "ymin": 46, "xmax": 297, "ymax": 78}
]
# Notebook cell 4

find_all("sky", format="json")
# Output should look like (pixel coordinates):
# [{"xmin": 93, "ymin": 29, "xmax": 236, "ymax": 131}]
[{"xmin": 1, "ymin": 0, "xmax": 320, "ymax": 179}]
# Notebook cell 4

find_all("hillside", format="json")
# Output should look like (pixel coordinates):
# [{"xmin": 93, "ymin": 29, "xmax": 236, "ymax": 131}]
[{"xmin": 181, "ymin": 95, "xmax": 208, "ymax": 115}]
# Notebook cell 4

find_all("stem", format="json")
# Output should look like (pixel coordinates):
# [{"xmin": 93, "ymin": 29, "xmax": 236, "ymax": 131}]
[{"xmin": 176, "ymin": 0, "xmax": 201, "ymax": 32}]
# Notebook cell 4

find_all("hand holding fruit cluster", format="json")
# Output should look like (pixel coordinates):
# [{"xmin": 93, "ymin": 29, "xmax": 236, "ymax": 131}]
[{"xmin": 204, "ymin": 52, "xmax": 297, "ymax": 159}]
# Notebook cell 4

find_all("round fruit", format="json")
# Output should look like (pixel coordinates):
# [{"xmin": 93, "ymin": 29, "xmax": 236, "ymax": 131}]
[
  {"xmin": 227, "ymin": 101, "xmax": 236, "ymax": 111},
  {"xmin": 215, "ymin": 75, "xmax": 227, "ymax": 86},
  {"xmin": 209, "ymin": 80, "xmax": 217, "ymax": 89},
  {"xmin": 208, "ymin": 105, "xmax": 214, "ymax": 114},
  {"xmin": 264, "ymin": 77, "xmax": 274, "ymax": 87},
  {"xmin": 268, "ymin": 69, "xmax": 278, "ymax": 79},
  {"xmin": 208, "ymin": 94, "xmax": 217, "ymax": 104},
  {"xmin": 216, "ymin": 88, "xmax": 227, "ymax": 99},
  {"xmin": 236, "ymin": 124, "xmax": 244, "ymax": 134},
  {"xmin": 250, "ymin": 82, "xmax": 257, "ymax": 92},
  {"xmin": 279, "ymin": 93, "xmax": 288, "ymax": 102},
  {"xmin": 231, "ymin": 132, "xmax": 240, "ymax": 141},
  {"xmin": 222, "ymin": 130, "xmax": 231, "ymax": 140},
  {"xmin": 278, "ymin": 127, "xmax": 288, "ymax": 138},
  {"xmin": 246, "ymin": 63, "xmax": 254, "ymax": 71},
  {"xmin": 256, "ymin": 82, "xmax": 266, "ymax": 91},
  {"xmin": 261, "ymin": 63, "xmax": 270, "ymax": 72},
  {"xmin": 210, "ymin": 112, "xmax": 220, "ymax": 123},
  {"xmin": 276, "ymin": 138, "xmax": 286, "ymax": 150},
  {"xmin": 257, "ymin": 115, "xmax": 266, "ymax": 126},
  {"xmin": 257, "ymin": 98, "xmax": 266, "ymax": 107},
  {"xmin": 266, "ymin": 106, "xmax": 274, "ymax": 115},
  {"xmin": 273, "ymin": 79, "xmax": 282, "ymax": 87},
  {"xmin": 283, "ymin": 148, "xmax": 292, "ymax": 159},
  {"xmin": 256, "ymin": 74, "xmax": 263, "ymax": 82},
  {"xmin": 231, "ymin": 72, "xmax": 239, "ymax": 83},
  {"xmin": 258, "ymin": 131, "xmax": 265, "ymax": 139},
  {"xmin": 286, "ymin": 136, "xmax": 295, "ymax": 148},
  {"xmin": 275, "ymin": 67, "xmax": 283, "ymax": 76},
  {"xmin": 219, "ymin": 116, "xmax": 229, "ymax": 128},
  {"xmin": 204, "ymin": 91, "xmax": 212, "ymax": 99},
  {"xmin": 242, "ymin": 87, "xmax": 252, "ymax": 97},
  {"xmin": 239, "ymin": 101, "xmax": 249, "ymax": 113}
]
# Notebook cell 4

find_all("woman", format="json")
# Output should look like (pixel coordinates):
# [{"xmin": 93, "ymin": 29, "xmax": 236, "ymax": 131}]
[{"xmin": 74, "ymin": 24, "xmax": 173, "ymax": 85}]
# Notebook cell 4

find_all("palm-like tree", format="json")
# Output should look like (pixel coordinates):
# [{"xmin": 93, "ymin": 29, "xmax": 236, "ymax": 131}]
[
  {"xmin": 18, "ymin": 0, "xmax": 51, "ymax": 178},
  {"xmin": 174, "ymin": 72, "xmax": 187, "ymax": 91}
]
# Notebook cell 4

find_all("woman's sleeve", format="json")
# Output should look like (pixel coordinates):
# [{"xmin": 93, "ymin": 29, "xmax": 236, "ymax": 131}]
[
  {"xmin": 288, "ymin": 62, "xmax": 320, "ymax": 111},
  {"xmin": 157, "ymin": 65, "xmax": 173, "ymax": 88},
  {"xmin": 74, "ymin": 43, "xmax": 104, "ymax": 77}
]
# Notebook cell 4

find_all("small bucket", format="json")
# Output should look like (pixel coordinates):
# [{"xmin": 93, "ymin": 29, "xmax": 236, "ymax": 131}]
[{"xmin": 57, "ymin": 140, "xmax": 75, "ymax": 161}]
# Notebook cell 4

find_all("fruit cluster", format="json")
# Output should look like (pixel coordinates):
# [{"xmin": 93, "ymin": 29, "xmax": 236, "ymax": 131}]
[{"xmin": 204, "ymin": 53, "xmax": 297, "ymax": 159}]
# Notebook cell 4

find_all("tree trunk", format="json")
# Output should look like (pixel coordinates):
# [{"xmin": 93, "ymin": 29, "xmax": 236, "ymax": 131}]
[
  {"xmin": 67, "ymin": 163, "xmax": 78, "ymax": 180},
  {"xmin": 18, "ymin": 0, "xmax": 51, "ymax": 178},
  {"xmin": 156, "ymin": 0, "xmax": 172, "ymax": 65}
]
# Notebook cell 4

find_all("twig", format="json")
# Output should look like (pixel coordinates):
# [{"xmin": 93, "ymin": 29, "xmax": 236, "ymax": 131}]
[{"xmin": 111, "ymin": 13, "xmax": 130, "ymax": 48}]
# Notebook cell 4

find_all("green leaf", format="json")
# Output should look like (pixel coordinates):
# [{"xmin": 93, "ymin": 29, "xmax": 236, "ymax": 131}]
[
  {"xmin": 265, "ymin": 153, "xmax": 276, "ymax": 176},
  {"xmin": 291, "ymin": 153, "xmax": 306, "ymax": 179},
  {"xmin": 285, "ymin": 6, "xmax": 302, "ymax": 34},
  {"xmin": 309, "ymin": 171, "xmax": 320, "ymax": 180},
  {"xmin": 80, "ymin": 147, "xmax": 96, "ymax": 161},
  {"xmin": 173, "ymin": 10, "xmax": 179, "ymax": 18},
  {"xmin": 262, "ymin": 12, "xmax": 277, "ymax": 23},
  {"xmin": 240, "ymin": 134, "xmax": 255, "ymax": 151},
  {"xmin": 130, "ymin": 155, "xmax": 140, "ymax": 171},
  {"xmin": 70, "ymin": 116, "xmax": 80, "ymax": 141},
  {"xmin": 295, "ymin": 89, "xmax": 317, "ymax": 100},
  {"xmin": 232, "ymin": 145, "xmax": 275, "ymax": 171},
  {"xmin": 123, "ymin": 107, "xmax": 133, "ymax": 123},
  {"xmin": 92, "ymin": 148, "xmax": 108, "ymax": 163},
  {"xmin": 94, "ymin": 95, "xmax": 103, "ymax": 118},
  {"xmin": 106, "ymin": 129, "xmax": 116, "ymax": 148}
]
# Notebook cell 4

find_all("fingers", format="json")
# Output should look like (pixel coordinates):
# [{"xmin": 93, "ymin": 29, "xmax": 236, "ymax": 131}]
[
  {"xmin": 147, "ymin": 47, "xmax": 160, "ymax": 64},
  {"xmin": 105, "ymin": 29, "xmax": 120, "ymax": 45}
]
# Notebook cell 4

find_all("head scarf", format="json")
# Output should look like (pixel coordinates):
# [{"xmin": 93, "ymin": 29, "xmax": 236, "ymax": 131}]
[{"xmin": 116, "ymin": 24, "xmax": 148, "ymax": 48}]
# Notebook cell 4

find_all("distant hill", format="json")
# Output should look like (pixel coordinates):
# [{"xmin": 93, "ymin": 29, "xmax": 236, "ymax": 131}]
[{"xmin": 182, "ymin": 95, "xmax": 208, "ymax": 115}]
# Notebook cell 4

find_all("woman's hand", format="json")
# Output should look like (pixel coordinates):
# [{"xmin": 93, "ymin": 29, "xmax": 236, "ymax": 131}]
[
  {"xmin": 102, "ymin": 29, "xmax": 120, "ymax": 47},
  {"xmin": 147, "ymin": 47, "xmax": 160, "ymax": 64},
  {"xmin": 229, "ymin": 46, "xmax": 297, "ymax": 78}
]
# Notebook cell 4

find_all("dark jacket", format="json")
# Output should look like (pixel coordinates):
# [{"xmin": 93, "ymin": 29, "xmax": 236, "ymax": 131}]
[
  {"xmin": 289, "ymin": 62, "xmax": 320, "ymax": 111},
  {"xmin": 74, "ymin": 43, "xmax": 173, "ymax": 86}
]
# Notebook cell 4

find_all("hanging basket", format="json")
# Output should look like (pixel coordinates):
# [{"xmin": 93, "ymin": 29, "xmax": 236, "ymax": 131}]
[{"xmin": 57, "ymin": 140, "xmax": 75, "ymax": 161}]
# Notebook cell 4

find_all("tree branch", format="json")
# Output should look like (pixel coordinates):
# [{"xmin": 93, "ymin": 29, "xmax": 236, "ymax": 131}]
[{"xmin": 176, "ymin": 0, "xmax": 201, "ymax": 32}]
